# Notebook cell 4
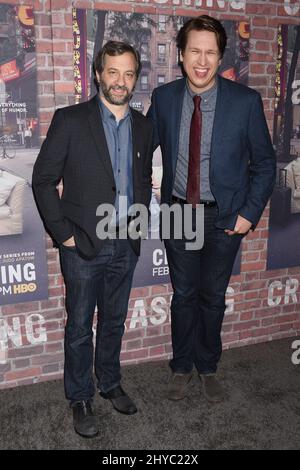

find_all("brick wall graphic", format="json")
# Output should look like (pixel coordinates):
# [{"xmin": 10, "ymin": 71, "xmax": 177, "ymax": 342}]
[
  {"xmin": 267, "ymin": 24, "xmax": 300, "ymax": 270},
  {"xmin": 0, "ymin": 4, "xmax": 49, "ymax": 310}
]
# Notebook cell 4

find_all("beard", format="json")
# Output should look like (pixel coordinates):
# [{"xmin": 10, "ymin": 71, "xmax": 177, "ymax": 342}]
[{"xmin": 99, "ymin": 79, "xmax": 133, "ymax": 106}]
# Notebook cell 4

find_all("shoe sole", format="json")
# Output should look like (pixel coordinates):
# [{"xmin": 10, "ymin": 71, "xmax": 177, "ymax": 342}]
[
  {"xmin": 74, "ymin": 429, "xmax": 99, "ymax": 438},
  {"xmin": 202, "ymin": 388, "xmax": 225, "ymax": 404},
  {"xmin": 167, "ymin": 394, "xmax": 188, "ymax": 401},
  {"xmin": 203, "ymin": 394, "xmax": 224, "ymax": 404},
  {"xmin": 112, "ymin": 406, "xmax": 138, "ymax": 415}
]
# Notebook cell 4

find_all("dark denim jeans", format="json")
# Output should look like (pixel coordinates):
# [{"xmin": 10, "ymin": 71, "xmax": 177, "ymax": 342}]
[
  {"xmin": 59, "ymin": 239, "xmax": 138, "ymax": 403},
  {"xmin": 164, "ymin": 205, "xmax": 243, "ymax": 375}
]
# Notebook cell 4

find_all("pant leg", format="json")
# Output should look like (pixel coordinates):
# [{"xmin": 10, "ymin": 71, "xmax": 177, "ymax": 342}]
[
  {"xmin": 165, "ymin": 236, "xmax": 201, "ymax": 374},
  {"xmin": 59, "ymin": 244, "xmax": 108, "ymax": 403},
  {"xmin": 95, "ymin": 239, "xmax": 138, "ymax": 393},
  {"xmin": 194, "ymin": 207, "xmax": 243, "ymax": 373}
]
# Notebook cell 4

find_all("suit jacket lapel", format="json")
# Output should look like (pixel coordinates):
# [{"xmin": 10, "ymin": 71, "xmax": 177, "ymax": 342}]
[
  {"xmin": 87, "ymin": 95, "xmax": 115, "ymax": 182},
  {"xmin": 131, "ymin": 110, "xmax": 143, "ymax": 196},
  {"xmin": 211, "ymin": 75, "xmax": 232, "ymax": 160},
  {"xmin": 171, "ymin": 79, "xmax": 186, "ymax": 174}
]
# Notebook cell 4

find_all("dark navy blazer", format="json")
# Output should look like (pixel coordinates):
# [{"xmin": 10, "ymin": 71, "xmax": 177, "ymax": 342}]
[
  {"xmin": 33, "ymin": 95, "xmax": 153, "ymax": 259},
  {"xmin": 147, "ymin": 75, "xmax": 276, "ymax": 231}
]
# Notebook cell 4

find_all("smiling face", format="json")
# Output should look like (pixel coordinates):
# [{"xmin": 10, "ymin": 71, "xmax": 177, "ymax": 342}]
[
  {"xmin": 180, "ymin": 29, "xmax": 221, "ymax": 94},
  {"xmin": 96, "ymin": 52, "xmax": 137, "ymax": 106}
]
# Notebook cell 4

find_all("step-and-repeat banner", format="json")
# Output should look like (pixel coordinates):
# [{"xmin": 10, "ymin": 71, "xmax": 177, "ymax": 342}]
[
  {"xmin": 267, "ymin": 24, "xmax": 300, "ymax": 270},
  {"xmin": 0, "ymin": 4, "xmax": 48, "ymax": 305},
  {"xmin": 73, "ymin": 8, "xmax": 250, "ymax": 286}
]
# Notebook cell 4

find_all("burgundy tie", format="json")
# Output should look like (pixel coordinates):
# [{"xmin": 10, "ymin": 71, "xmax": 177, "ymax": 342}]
[{"xmin": 186, "ymin": 95, "xmax": 201, "ymax": 207}]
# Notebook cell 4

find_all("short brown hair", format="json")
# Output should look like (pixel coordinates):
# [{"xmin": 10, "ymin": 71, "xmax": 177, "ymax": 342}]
[
  {"xmin": 94, "ymin": 40, "xmax": 142, "ymax": 78},
  {"xmin": 176, "ymin": 15, "xmax": 227, "ymax": 58}
]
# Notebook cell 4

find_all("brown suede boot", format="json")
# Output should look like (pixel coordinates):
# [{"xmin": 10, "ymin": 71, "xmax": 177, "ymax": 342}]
[
  {"xmin": 199, "ymin": 374, "xmax": 225, "ymax": 403},
  {"xmin": 167, "ymin": 372, "xmax": 193, "ymax": 401}
]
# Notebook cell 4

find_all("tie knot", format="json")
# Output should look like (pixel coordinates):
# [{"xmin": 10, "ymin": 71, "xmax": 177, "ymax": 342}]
[{"xmin": 193, "ymin": 95, "xmax": 201, "ymax": 109}]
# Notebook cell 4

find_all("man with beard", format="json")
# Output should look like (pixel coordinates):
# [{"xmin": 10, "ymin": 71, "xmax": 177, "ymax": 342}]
[{"xmin": 32, "ymin": 41, "xmax": 153, "ymax": 437}]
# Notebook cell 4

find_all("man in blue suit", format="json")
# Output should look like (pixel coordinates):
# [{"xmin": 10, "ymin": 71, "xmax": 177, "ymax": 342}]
[{"xmin": 147, "ymin": 16, "xmax": 276, "ymax": 403}]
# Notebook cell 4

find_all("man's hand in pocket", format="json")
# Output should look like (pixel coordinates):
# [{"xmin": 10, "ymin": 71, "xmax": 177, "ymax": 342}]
[
  {"xmin": 225, "ymin": 215, "xmax": 252, "ymax": 236},
  {"xmin": 63, "ymin": 236, "xmax": 76, "ymax": 247}
]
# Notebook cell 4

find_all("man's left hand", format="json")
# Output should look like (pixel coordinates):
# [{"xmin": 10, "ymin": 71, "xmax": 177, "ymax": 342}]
[{"xmin": 225, "ymin": 215, "xmax": 252, "ymax": 236}]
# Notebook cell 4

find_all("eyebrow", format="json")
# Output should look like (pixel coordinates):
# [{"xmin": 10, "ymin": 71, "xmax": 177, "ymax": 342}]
[
  {"xmin": 189, "ymin": 47, "xmax": 218, "ymax": 52},
  {"xmin": 107, "ymin": 67, "xmax": 135, "ymax": 73}
]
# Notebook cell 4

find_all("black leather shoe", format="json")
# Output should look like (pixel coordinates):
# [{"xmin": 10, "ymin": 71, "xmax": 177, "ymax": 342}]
[
  {"xmin": 72, "ymin": 400, "xmax": 99, "ymax": 438},
  {"xmin": 100, "ymin": 385, "xmax": 137, "ymax": 415}
]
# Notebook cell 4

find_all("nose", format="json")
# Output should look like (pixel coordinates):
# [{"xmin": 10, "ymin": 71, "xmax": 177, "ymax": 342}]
[
  {"xmin": 197, "ymin": 53, "xmax": 207, "ymax": 66},
  {"xmin": 116, "ymin": 74, "xmax": 125, "ymax": 87}
]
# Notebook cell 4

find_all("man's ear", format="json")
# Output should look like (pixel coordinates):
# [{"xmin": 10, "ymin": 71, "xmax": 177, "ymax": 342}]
[{"xmin": 179, "ymin": 50, "xmax": 184, "ymax": 62}]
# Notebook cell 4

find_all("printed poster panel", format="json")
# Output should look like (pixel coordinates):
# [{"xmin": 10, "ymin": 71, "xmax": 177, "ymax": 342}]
[
  {"xmin": 0, "ymin": 5, "xmax": 48, "ymax": 305},
  {"xmin": 267, "ymin": 25, "xmax": 300, "ymax": 270},
  {"xmin": 74, "ymin": 9, "xmax": 250, "ymax": 286}
]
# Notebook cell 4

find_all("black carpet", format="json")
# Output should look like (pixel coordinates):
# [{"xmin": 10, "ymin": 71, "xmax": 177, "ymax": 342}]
[{"xmin": 0, "ymin": 337, "xmax": 299, "ymax": 450}]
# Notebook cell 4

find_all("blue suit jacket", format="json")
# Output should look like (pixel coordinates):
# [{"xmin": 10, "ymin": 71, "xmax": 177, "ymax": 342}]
[{"xmin": 147, "ymin": 75, "xmax": 276, "ymax": 230}]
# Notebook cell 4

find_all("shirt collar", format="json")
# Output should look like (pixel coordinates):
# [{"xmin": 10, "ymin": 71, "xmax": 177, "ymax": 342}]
[
  {"xmin": 97, "ymin": 94, "xmax": 131, "ymax": 124},
  {"xmin": 186, "ymin": 77, "xmax": 218, "ymax": 102}
]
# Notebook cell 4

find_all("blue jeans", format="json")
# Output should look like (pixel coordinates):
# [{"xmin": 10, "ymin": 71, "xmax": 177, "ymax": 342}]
[
  {"xmin": 164, "ymin": 205, "xmax": 243, "ymax": 375},
  {"xmin": 59, "ymin": 239, "xmax": 138, "ymax": 403}
]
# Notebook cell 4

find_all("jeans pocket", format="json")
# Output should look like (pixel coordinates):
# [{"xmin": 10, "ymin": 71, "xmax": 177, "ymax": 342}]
[{"xmin": 61, "ymin": 244, "xmax": 77, "ymax": 252}]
